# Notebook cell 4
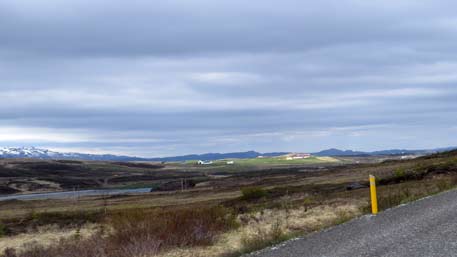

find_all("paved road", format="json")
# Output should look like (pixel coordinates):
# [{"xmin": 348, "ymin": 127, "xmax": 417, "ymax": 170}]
[{"xmin": 251, "ymin": 190, "xmax": 457, "ymax": 257}]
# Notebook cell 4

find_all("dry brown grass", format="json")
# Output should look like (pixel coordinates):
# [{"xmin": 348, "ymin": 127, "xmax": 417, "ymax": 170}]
[
  {"xmin": 3, "ymin": 177, "xmax": 455, "ymax": 257},
  {"xmin": 157, "ymin": 200, "xmax": 363, "ymax": 257},
  {"xmin": 0, "ymin": 224, "xmax": 96, "ymax": 253},
  {"xmin": 0, "ymin": 200, "xmax": 363, "ymax": 257},
  {"xmin": 1, "ymin": 206, "xmax": 237, "ymax": 257}
]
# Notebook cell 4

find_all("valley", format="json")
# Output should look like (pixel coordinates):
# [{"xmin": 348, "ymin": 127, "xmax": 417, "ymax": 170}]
[{"xmin": 1, "ymin": 150, "xmax": 457, "ymax": 256}]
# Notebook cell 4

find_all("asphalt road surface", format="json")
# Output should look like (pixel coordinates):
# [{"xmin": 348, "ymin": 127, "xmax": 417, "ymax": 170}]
[{"xmin": 251, "ymin": 189, "xmax": 457, "ymax": 257}]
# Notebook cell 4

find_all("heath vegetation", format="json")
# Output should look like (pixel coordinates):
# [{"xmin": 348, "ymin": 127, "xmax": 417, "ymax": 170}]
[{"xmin": 2, "ymin": 150, "xmax": 457, "ymax": 257}]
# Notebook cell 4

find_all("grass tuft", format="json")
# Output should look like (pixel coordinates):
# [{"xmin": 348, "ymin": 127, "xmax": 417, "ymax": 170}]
[
  {"xmin": 240, "ymin": 187, "xmax": 268, "ymax": 201},
  {"xmin": 238, "ymin": 218, "xmax": 289, "ymax": 254},
  {"xmin": 0, "ymin": 222, "xmax": 7, "ymax": 238}
]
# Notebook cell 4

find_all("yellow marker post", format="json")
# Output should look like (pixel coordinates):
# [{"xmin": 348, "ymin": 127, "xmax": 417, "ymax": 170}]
[{"xmin": 369, "ymin": 175, "xmax": 378, "ymax": 215}]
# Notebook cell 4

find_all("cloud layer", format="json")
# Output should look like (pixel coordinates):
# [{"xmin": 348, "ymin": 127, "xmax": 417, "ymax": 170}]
[{"xmin": 1, "ymin": 0, "xmax": 457, "ymax": 156}]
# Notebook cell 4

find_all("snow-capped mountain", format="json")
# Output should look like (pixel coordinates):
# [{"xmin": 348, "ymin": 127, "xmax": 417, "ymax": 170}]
[
  {"xmin": 0, "ymin": 147, "xmax": 57, "ymax": 158},
  {"xmin": 0, "ymin": 147, "xmax": 144, "ymax": 161},
  {"xmin": 0, "ymin": 147, "xmax": 287, "ymax": 161}
]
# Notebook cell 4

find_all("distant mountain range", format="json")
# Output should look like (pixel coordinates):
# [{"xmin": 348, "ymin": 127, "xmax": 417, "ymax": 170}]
[
  {"xmin": 311, "ymin": 147, "xmax": 457, "ymax": 157},
  {"xmin": 0, "ymin": 147, "xmax": 146, "ymax": 161},
  {"xmin": 146, "ymin": 151, "xmax": 289, "ymax": 162},
  {"xmin": 1, "ymin": 146, "xmax": 456, "ymax": 162},
  {"xmin": 0, "ymin": 147, "xmax": 287, "ymax": 162}
]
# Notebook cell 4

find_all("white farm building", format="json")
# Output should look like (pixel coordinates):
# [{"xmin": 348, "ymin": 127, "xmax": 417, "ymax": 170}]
[
  {"xmin": 197, "ymin": 160, "xmax": 213, "ymax": 165},
  {"xmin": 285, "ymin": 153, "xmax": 311, "ymax": 160}
]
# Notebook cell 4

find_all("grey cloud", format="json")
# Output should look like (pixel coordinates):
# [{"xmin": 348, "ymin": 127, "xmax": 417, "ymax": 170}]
[
  {"xmin": 1, "ymin": 0, "xmax": 457, "ymax": 57},
  {"xmin": 1, "ymin": 0, "xmax": 457, "ymax": 156}
]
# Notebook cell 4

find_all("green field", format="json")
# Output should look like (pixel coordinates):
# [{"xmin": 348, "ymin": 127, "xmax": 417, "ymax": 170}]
[
  {"xmin": 229, "ymin": 156, "xmax": 340, "ymax": 165},
  {"xmin": 183, "ymin": 156, "xmax": 340, "ymax": 166}
]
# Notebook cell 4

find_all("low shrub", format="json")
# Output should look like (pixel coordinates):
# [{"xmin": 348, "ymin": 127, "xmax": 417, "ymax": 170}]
[
  {"xmin": 241, "ymin": 187, "xmax": 268, "ymax": 201},
  {"xmin": 333, "ymin": 210, "xmax": 353, "ymax": 225},
  {"xmin": 3, "ymin": 210, "xmax": 105, "ymax": 235},
  {"xmin": 109, "ymin": 206, "xmax": 238, "ymax": 248},
  {"xmin": 1, "ymin": 206, "xmax": 237, "ymax": 257},
  {"xmin": 1, "ymin": 235, "xmax": 109, "ymax": 257},
  {"xmin": 393, "ymin": 168, "xmax": 407, "ymax": 179},
  {"xmin": 376, "ymin": 177, "xmax": 457, "ymax": 211},
  {"xmin": 378, "ymin": 169, "xmax": 428, "ymax": 185},
  {"xmin": 239, "ymin": 218, "xmax": 288, "ymax": 254},
  {"xmin": 377, "ymin": 187, "xmax": 414, "ymax": 211},
  {"xmin": 0, "ymin": 222, "xmax": 7, "ymax": 237},
  {"xmin": 28, "ymin": 210, "xmax": 104, "ymax": 227},
  {"xmin": 436, "ymin": 179, "xmax": 452, "ymax": 191},
  {"xmin": 302, "ymin": 196, "xmax": 316, "ymax": 212}
]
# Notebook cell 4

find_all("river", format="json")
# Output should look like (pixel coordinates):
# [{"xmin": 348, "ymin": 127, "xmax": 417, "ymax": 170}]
[{"xmin": 0, "ymin": 187, "xmax": 152, "ymax": 201}]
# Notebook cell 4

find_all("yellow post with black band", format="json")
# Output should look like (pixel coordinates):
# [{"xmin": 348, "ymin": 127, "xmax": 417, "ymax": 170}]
[{"xmin": 369, "ymin": 175, "xmax": 378, "ymax": 215}]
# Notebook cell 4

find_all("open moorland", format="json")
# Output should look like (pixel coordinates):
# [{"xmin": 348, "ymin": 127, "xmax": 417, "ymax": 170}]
[
  {"xmin": 0, "ymin": 156, "xmax": 344, "ymax": 196},
  {"xmin": 1, "ymin": 151, "xmax": 457, "ymax": 257}
]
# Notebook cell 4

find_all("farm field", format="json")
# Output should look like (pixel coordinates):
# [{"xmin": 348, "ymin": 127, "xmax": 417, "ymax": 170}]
[
  {"xmin": 179, "ymin": 155, "xmax": 341, "ymax": 168},
  {"xmin": 213, "ymin": 156, "xmax": 340, "ymax": 166}
]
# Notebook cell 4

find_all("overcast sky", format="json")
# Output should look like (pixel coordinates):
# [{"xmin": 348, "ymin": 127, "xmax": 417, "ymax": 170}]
[{"xmin": 1, "ymin": 0, "xmax": 457, "ymax": 157}]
